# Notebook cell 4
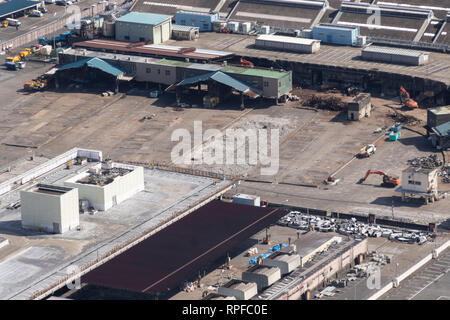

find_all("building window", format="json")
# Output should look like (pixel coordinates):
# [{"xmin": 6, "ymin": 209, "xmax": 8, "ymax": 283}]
[
  {"xmin": 203, "ymin": 23, "xmax": 208, "ymax": 29},
  {"xmin": 181, "ymin": 19, "xmax": 186, "ymax": 24},
  {"xmin": 157, "ymin": 69, "xmax": 161, "ymax": 74},
  {"xmin": 124, "ymin": 36, "xmax": 130, "ymax": 40},
  {"xmin": 200, "ymin": 19, "xmax": 206, "ymax": 23},
  {"xmin": 139, "ymin": 37, "xmax": 145, "ymax": 42},
  {"xmin": 264, "ymin": 81, "xmax": 269, "ymax": 87},
  {"xmin": 165, "ymin": 70, "xmax": 170, "ymax": 76},
  {"xmin": 146, "ymin": 68, "xmax": 151, "ymax": 73},
  {"xmin": 190, "ymin": 18, "xmax": 196, "ymax": 23}
]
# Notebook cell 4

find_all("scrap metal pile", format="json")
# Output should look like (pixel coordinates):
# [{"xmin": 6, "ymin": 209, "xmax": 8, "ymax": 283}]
[
  {"xmin": 407, "ymin": 154, "xmax": 443, "ymax": 169},
  {"xmin": 440, "ymin": 164, "xmax": 450, "ymax": 183},
  {"xmin": 302, "ymin": 95, "xmax": 346, "ymax": 111},
  {"xmin": 389, "ymin": 111, "xmax": 422, "ymax": 125},
  {"xmin": 278, "ymin": 211, "xmax": 432, "ymax": 244},
  {"xmin": 77, "ymin": 167, "xmax": 131, "ymax": 186}
]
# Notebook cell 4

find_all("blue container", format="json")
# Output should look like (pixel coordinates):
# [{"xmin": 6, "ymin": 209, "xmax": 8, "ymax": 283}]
[
  {"xmin": 175, "ymin": 10, "xmax": 219, "ymax": 32},
  {"xmin": 312, "ymin": 23, "xmax": 359, "ymax": 46}
]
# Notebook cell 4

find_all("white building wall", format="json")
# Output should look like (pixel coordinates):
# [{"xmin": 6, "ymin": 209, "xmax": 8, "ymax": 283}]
[
  {"xmin": 21, "ymin": 188, "xmax": 79, "ymax": 234},
  {"xmin": 402, "ymin": 169, "xmax": 438, "ymax": 194}
]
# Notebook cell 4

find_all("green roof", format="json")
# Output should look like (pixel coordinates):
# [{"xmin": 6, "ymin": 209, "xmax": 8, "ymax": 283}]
[
  {"xmin": 221, "ymin": 66, "xmax": 290, "ymax": 79},
  {"xmin": 58, "ymin": 58, "xmax": 124, "ymax": 77},
  {"xmin": 116, "ymin": 12, "xmax": 171, "ymax": 26},
  {"xmin": 158, "ymin": 59, "xmax": 193, "ymax": 67}
]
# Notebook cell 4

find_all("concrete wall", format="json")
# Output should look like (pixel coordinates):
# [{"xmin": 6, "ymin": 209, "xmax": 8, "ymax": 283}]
[
  {"xmin": 21, "ymin": 188, "xmax": 79, "ymax": 233},
  {"xmin": 135, "ymin": 61, "xmax": 177, "ymax": 84}
]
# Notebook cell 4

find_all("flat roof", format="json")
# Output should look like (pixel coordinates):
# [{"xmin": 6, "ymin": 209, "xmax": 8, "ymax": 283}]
[
  {"xmin": 247, "ymin": 264, "xmax": 279, "ymax": 276},
  {"xmin": 72, "ymin": 40, "xmax": 234, "ymax": 61},
  {"xmin": 0, "ymin": 0, "xmax": 40, "ymax": 19},
  {"xmin": 256, "ymin": 34, "xmax": 321, "ymax": 45},
  {"xmin": 429, "ymin": 106, "xmax": 450, "ymax": 116},
  {"xmin": 31, "ymin": 184, "xmax": 73, "ymax": 196},
  {"xmin": 116, "ymin": 12, "xmax": 171, "ymax": 25},
  {"xmin": 221, "ymin": 65, "xmax": 290, "ymax": 80},
  {"xmin": 82, "ymin": 200, "xmax": 286, "ymax": 295},
  {"xmin": 314, "ymin": 23, "xmax": 359, "ymax": 31},
  {"xmin": 295, "ymin": 233, "xmax": 337, "ymax": 257},
  {"xmin": 362, "ymin": 46, "xmax": 429, "ymax": 58}
]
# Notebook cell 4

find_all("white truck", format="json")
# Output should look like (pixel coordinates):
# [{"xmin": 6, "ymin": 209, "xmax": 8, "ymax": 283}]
[
  {"xmin": 6, "ymin": 18, "xmax": 21, "ymax": 26},
  {"xmin": 358, "ymin": 144, "xmax": 376, "ymax": 158},
  {"xmin": 30, "ymin": 10, "xmax": 43, "ymax": 17}
]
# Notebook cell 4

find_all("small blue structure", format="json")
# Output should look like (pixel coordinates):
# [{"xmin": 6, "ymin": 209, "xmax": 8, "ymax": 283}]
[
  {"xmin": 312, "ymin": 23, "xmax": 360, "ymax": 46},
  {"xmin": 175, "ymin": 10, "xmax": 219, "ymax": 32}
]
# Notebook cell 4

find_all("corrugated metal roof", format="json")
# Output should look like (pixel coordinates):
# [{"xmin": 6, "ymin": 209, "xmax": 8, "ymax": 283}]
[
  {"xmin": 58, "ymin": 57, "xmax": 124, "ymax": 77},
  {"xmin": 0, "ymin": 0, "xmax": 40, "ymax": 18},
  {"xmin": 363, "ymin": 46, "xmax": 428, "ymax": 58},
  {"xmin": 256, "ymin": 34, "xmax": 320, "ymax": 45},
  {"xmin": 172, "ymin": 24, "xmax": 199, "ymax": 32},
  {"xmin": 116, "ymin": 12, "xmax": 171, "ymax": 25},
  {"xmin": 435, "ymin": 121, "xmax": 450, "ymax": 137},
  {"xmin": 174, "ymin": 71, "xmax": 261, "ymax": 97}
]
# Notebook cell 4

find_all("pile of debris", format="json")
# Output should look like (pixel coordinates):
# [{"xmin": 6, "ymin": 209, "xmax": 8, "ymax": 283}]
[
  {"xmin": 389, "ymin": 111, "xmax": 422, "ymax": 126},
  {"xmin": 407, "ymin": 154, "xmax": 443, "ymax": 169},
  {"xmin": 302, "ymin": 95, "xmax": 346, "ymax": 111},
  {"xmin": 439, "ymin": 164, "xmax": 450, "ymax": 183},
  {"xmin": 77, "ymin": 167, "xmax": 131, "ymax": 186},
  {"xmin": 278, "ymin": 212, "xmax": 431, "ymax": 245}
]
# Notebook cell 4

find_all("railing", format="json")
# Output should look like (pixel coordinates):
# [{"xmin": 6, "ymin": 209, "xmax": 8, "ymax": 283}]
[{"xmin": 367, "ymin": 36, "xmax": 450, "ymax": 53}]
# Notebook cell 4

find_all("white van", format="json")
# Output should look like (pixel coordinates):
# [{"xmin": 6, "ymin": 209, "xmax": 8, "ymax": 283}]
[
  {"xmin": 6, "ymin": 18, "xmax": 21, "ymax": 26},
  {"xmin": 30, "ymin": 10, "xmax": 43, "ymax": 17}
]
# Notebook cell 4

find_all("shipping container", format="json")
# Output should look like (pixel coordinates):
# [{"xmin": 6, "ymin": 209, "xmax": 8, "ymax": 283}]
[{"xmin": 255, "ymin": 34, "xmax": 320, "ymax": 54}]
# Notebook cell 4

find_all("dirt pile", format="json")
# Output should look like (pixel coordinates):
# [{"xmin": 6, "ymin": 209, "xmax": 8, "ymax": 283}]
[{"xmin": 302, "ymin": 95, "xmax": 346, "ymax": 111}]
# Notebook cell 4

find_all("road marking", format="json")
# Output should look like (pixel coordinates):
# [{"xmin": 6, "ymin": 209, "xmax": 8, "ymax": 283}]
[{"xmin": 408, "ymin": 268, "xmax": 450, "ymax": 300}]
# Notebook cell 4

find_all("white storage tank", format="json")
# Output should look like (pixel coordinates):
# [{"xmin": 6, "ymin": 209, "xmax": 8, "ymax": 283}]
[{"xmin": 233, "ymin": 194, "xmax": 260, "ymax": 206}]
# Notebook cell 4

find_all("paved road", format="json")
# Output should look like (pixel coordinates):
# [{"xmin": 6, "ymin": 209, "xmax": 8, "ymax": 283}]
[{"xmin": 384, "ymin": 249, "xmax": 450, "ymax": 300}]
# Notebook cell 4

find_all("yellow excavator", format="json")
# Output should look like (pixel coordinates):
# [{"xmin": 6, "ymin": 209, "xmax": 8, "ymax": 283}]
[
  {"xmin": 24, "ymin": 78, "xmax": 47, "ymax": 91},
  {"xmin": 2, "ymin": 20, "xmax": 8, "ymax": 28}
]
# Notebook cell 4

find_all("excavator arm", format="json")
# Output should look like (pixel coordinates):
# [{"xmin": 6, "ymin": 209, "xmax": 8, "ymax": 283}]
[
  {"xmin": 399, "ymin": 86, "xmax": 418, "ymax": 109},
  {"xmin": 360, "ymin": 170, "xmax": 401, "ymax": 187}
]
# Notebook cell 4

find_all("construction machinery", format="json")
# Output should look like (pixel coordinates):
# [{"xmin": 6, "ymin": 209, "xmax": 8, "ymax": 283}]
[
  {"xmin": 358, "ymin": 144, "xmax": 376, "ymax": 158},
  {"xmin": 24, "ymin": 78, "xmax": 47, "ymax": 91},
  {"xmin": 6, "ymin": 55, "xmax": 21, "ymax": 63},
  {"xmin": 2, "ymin": 20, "xmax": 8, "ymax": 28},
  {"xmin": 203, "ymin": 95, "xmax": 219, "ymax": 108},
  {"xmin": 240, "ymin": 58, "xmax": 254, "ymax": 67},
  {"xmin": 359, "ymin": 170, "xmax": 401, "ymax": 187},
  {"xmin": 400, "ymin": 86, "xmax": 418, "ymax": 109},
  {"xmin": 389, "ymin": 123, "xmax": 402, "ymax": 141},
  {"xmin": 19, "ymin": 48, "xmax": 32, "ymax": 59}
]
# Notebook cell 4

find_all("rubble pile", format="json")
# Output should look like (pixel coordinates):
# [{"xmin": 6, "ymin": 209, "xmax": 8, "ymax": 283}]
[
  {"xmin": 278, "ymin": 212, "xmax": 431, "ymax": 245},
  {"xmin": 407, "ymin": 154, "xmax": 443, "ymax": 169},
  {"xmin": 389, "ymin": 111, "xmax": 422, "ymax": 125},
  {"xmin": 302, "ymin": 95, "xmax": 346, "ymax": 111},
  {"xmin": 77, "ymin": 167, "xmax": 131, "ymax": 186},
  {"xmin": 440, "ymin": 164, "xmax": 450, "ymax": 183}
]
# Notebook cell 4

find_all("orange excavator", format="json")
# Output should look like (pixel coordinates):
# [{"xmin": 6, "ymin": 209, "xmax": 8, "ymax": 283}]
[
  {"xmin": 359, "ymin": 170, "xmax": 401, "ymax": 188},
  {"xmin": 240, "ymin": 58, "xmax": 254, "ymax": 67},
  {"xmin": 400, "ymin": 86, "xmax": 418, "ymax": 109}
]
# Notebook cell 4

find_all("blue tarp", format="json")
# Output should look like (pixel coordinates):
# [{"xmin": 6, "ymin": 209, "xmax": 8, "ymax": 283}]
[
  {"xmin": 269, "ymin": 243, "xmax": 288, "ymax": 252},
  {"xmin": 248, "ymin": 253, "xmax": 271, "ymax": 265},
  {"xmin": 0, "ymin": 0, "xmax": 40, "ymax": 19},
  {"xmin": 58, "ymin": 57, "xmax": 124, "ymax": 77}
]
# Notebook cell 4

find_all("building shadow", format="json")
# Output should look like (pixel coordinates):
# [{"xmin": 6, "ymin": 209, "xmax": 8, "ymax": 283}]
[{"xmin": 370, "ymin": 196, "xmax": 426, "ymax": 208}]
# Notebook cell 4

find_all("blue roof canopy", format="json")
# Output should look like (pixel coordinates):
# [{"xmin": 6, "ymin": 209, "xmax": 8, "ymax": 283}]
[
  {"xmin": 58, "ymin": 57, "xmax": 124, "ymax": 77},
  {"xmin": 116, "ymin": 12, "xmax": 171, "ymax": 26},
  {"xmin": 0, "ymin": 0, "xmax": 40, "ymax": 19},
  {"xmin": 172, "ymin": 71, "xmax": 261, "ymax": 97}
]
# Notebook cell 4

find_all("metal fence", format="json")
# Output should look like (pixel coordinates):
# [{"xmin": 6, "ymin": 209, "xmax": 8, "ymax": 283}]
[{"xmin": 367, "ymin": 36, "xmax": 450, "ymax": 53}]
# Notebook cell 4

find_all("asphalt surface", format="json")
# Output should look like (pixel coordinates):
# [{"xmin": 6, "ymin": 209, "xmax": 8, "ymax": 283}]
[{"xmin": 83, "ymin": 200, "xmax": 287, "ymax": 295}]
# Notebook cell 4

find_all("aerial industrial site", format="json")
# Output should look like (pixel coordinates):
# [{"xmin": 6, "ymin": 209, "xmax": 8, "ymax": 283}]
[{"xmin": 0, "ymin": 0, "xmax": 449, "ymax": 305}]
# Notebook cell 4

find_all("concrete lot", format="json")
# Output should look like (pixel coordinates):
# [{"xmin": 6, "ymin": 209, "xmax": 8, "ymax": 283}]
[
  {"xmin": 0, "ymin": 161, "xmax": 230, "ymax": 299},
  {"xmin": 383, "ymin": 248, "xmax": 450, "ymax": 300}
]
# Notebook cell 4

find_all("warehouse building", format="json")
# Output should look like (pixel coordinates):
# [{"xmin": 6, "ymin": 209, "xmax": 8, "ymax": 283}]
[
  {"xmin": 242, "ymin": 265, "xmax": 281, "ymax": 291},
  {"xmin": 361, "ymin": 46, "xmax": 430, "ymax": 66},
  {"xmin": 174, "ymin": 10, "xmax": 219, "ymax": 32},
  {"xmin": 262, "ymin": 251, "xmax": 301, "ymax": 275},
  {"xmin": 58, "ymin": 48, "xmax": 292, "ymax": 101},
  {"xmin": 171, "ymin": 24, "xmax": 199, "ymax": 41},
  {"xmin": 312, "ymin": 23, "xmax": 360, "ymax": 46},
  {"xmin": 255, "ymin": 34, "xmax": 321, "ymax": 54},
  {"xmin": 64, "ymin": 161, "xmax": 145, "ymax": 211},
  {"xmin": 20, "ymin": 184, "xmax": 79, "ymax": 234},
  {"xmin": 218, "ymin": 280, "xmax": 258, "ymax": 300},
  {"xmin": 115, "ymin": 12, "xmax": 172, "ymax": 44},
  {"xmin": 347, "ymin": 93, "xmax": 371, "ymax": 121}
]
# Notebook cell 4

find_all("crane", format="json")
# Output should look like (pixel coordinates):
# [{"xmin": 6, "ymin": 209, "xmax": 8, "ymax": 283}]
[
  {"xmin": 359, "ymin": 170, "xmax": 401, "ymax": 188},
  {"xmin": 399, "ymin": 86, "xmax": 418, "ymax": 109}
]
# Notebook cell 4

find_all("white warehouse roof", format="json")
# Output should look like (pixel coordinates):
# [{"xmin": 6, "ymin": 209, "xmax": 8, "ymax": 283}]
[{"xmin": 256, "ymin": 34, "xmax": 321, "ymax": 45}]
